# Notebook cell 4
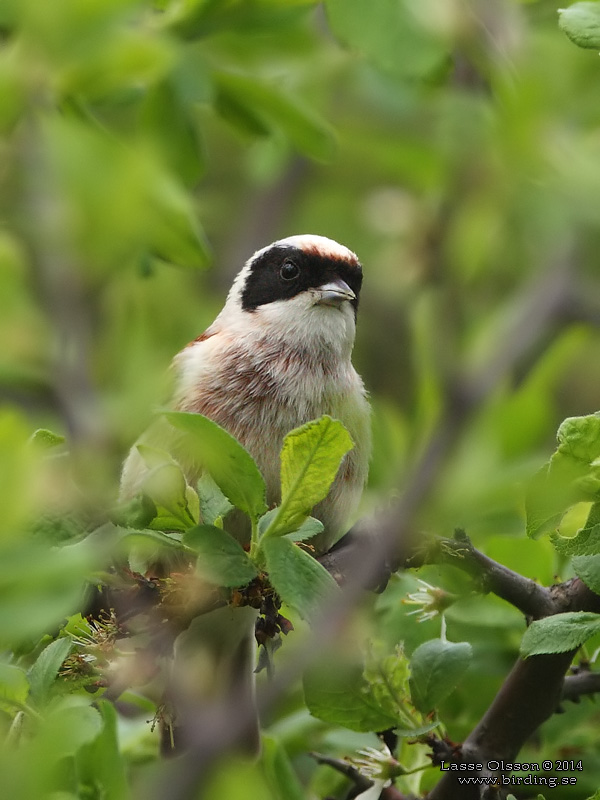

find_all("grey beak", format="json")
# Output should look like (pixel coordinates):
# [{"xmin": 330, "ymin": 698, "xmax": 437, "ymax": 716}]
[{"xmin": 316, "ymin": 279, "xmax": 356, "ymax": 307}]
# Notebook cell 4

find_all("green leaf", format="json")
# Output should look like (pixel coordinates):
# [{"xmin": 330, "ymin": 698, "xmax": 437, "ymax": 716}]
[
  {"xmin": 262, "ymin": 736, "xmax": 305, "ymax": 800},
  {"xmin": 38, "ymin": 701, "xmax": 103, "ymax": 761},
  {"xmin": 520, "ymin": 612, "xmax": 600, "ymax": 657},
  {"xmin": 364, "ymin": 645, "xmax": 433, "ymax": 735},
  {"xmin": 117, "ymin": 526, "xmax": 185, "ymax": 551},
  {"xmin": 165, "ymin": 0, "xmax": 316, "ymax": 40},
  {"xmin": 148, "ymin": 174, "xmax": 211, "ymax": 270},
  {"xmin": 197, "ymin": 473, "xmax": 234, "ymax": 527},
  {"xmin": 325, "ymin": 0, "xmax": 448, "ymax": 81},
  {"xmin": 0, "ymin": 537, "xmax": 101, "ymax": 644},
  {"xmin": 559, "ymin": 3, "xmax": 600, "ymax": 50},
  {"xmin": 29, "ymin": 428, "xmax": 66, "ymax": 450},
  {"xmin": 258, "ymin": 509, "xmax": 324, "ymax": 542},
  {"xmin": 409, "ymin": 639, "xmax": 472, "ymax": 713},
  {"xmin": 526, "ymin": 413, "xmax": 600, "ymax": 538},
  {"xmin": 557, "ymin": 413, "xmax": 600, "ymax": 462},
  {"xmin": 304, "ymin": 658, "xmax": 398, "ymax": 732},
  {"xmin": 140, "ymin": 78, "xmax": 205, "ymax": 186},
  {"xmin": 266, "ymin": 416, "xmax": 353, "ymax": 536},
  {"xmin": 214, "ymin": 77, "xmax": 272, "ymax": 138},
  {"xmin": 572, "ymin": 554, "xmax": 600, "ymax": 595},
  {"xmin": 76, "ymin": 700, "xmax": 129, "ymax": 800},
  {"xmin": 137, "ymin": 444, "xmax": 198, "ymax": 531},
  {"xmin": 165, "ymin": 411, "xmax": 267, "ymax": 520},
  {"xmin": 261, "ymin": 536, "xmax": 338, "ymax": 619},
  {"xmin": 183, "ymin": 525, "xmax": 258, "ymax": 587},
  {"xmin": 551, "ymin": 502, "xmax": 600, "ymax": 556},
  {"xmin": 0, "ymin": 662, "xmax": 29, "ymax": 713},
  {"xmin": 28, "ymin": 637, "xmax": 72, "ymax": 706},
  {"xmin": 285, "ymin": 516, "xmax": 325, "ymax": 543},
  {"xmin": 212, "ymin": 72, "xmax": 336, "ymax": 161}
]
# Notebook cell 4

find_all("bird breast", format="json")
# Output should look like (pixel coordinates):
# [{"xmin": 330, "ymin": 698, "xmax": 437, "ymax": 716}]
[{"xmin": 173, "ymin": 331, "xmax": 370, "ymax": 548}]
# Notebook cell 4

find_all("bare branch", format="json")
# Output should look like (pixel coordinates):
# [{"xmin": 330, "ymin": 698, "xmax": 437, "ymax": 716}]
[
  {"xmin": 562, "ymin": 668, "xmax": 600, "ymax": 703},
  {"xmin": 428, "ymin": 530, "xmax": 558, "ymax": 619},
  {"xmin": 309, "ymin": 752, "xmax": 373, "ymax": 793},
  {"xmin": 428, "ymin": 578, "xmax": 600, "ymax": 800}
]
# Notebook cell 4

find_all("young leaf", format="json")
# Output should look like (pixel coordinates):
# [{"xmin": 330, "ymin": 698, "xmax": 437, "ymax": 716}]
[
  {"xmin": 559, "ymin": 3, "xmax": 600, "ymax": 50},
  {"xmin": 28, "ymin": 637, "xmax": 72, "ymax": 706},
  {"xmin": 572, "ymin": 554, "xmax": 600, "ymax": 595},
  {"xmin": 212, "ymin": 71, "xmax": 336, "ymax": 162},
  {"xmin": 117, "ymin": 526, "xmax": 185, "ymax": 575},
  {"xmin": 409, "ymin": 639, "xmax": 472, "ymax": 714},
  {"xmin": 197, "ymin": 473, "xmax": 234, "ymax": 527},
  {"xmin": 38, "ymin": 702, "xmax": 103, "ymax": 761},
  {"xmin": 262, "ymin": 736, "xmax": 306, "ymax": 800},
  {"xmin": 258, "ymin": 509, "xmax": 324, "ymax": 542},
  {"xmin": 0, "ymin": 537, "xmax": 99, "ymax": 643},
  {"xmin": 117, "ymin": 526, "xmax": 185, "ymax": 551},
  {"xmin": 551, "ymin": 502, "xmax": 600, "ymax": 557},
  {"xmin": 184, "ymin": 525, "xmax": 258, "ymax": 588},
  {"xmin": 75, "ymin": 700, "xmax": 129, "ymax": 800},
  {"xmin": 526, "ymin": 413, "xmax": 600, "ymax": 539},
  {"xmin": 139, "ymin": 459, "xmax": 198, "ymax": 530},
  {"xmin": 364, "ymin": 645, "xmax": 432, "ymax": 735},
  {"xmin": 148, "ymin": 173, "xmax": 210, "ymax": 269},
  {"xmin": 0, "ymin": 662, "xmax": 29, "ymax": 713},
  {"xmin": 136, "ymin": 445, "xmax": 200, "ymax": 529},
  {"xmin": 261, "ymin": 536, "xmax": 338, "ymax": 619},
  {"xmin": 285, "ymin": 517, "xmax": 325, "ymax": 543},
  {"xmin": 29, "ymin": 428, "xmax": 66, "ymax": 449},
  {"xmin": 520, "ymin": 612, "xmax": 600, "ymax": 657},
  {"xmin": 140, "ymin": 78, "xmax": 205, "ymax": 187},
  {"xmin": 165, "ymin": 411, "xmax": 267, "ymax": 520},
  {"xmin": 266, "ymin": 415, "xmax": 353, "ymax": 536},
  {"xmin": 325, "ymin": 0, "xmax": 447, "ymax": 81},
  {"xmin": 303, "ymin": 659, "xmax": 399, "ymax": 732}
]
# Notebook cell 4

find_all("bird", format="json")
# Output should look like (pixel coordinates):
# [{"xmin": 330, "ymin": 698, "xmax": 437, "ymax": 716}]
[
  {"xmin": 121, "ymin": 233, "xmax": 371, "ymax": 553},
  {"xmin": 119, "ymin": 233, "xmax": 371, "ymax": 754}
]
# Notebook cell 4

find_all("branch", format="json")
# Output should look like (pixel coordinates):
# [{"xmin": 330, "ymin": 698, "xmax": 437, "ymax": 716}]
[
  {"xmin": 320, "ymin": 528, "xmax": 558, "ymax": 620},
  {"xmin": 428, "ymin": 578, "xmax": 600, "ymax": 800},
  {"xmin": 428, "ymin": 529, "xmax": 558, "ymax": 619},
  {"xmin": 562, "ymin": 668, "xmax": 600, "ymax": 703},
  {"xmin": 309, "ymin": 752, "xmax": 373, "ymax": 794},
  {"xmin": 309, "ymin": 753, "xmax": 414, "ymax": 800}
]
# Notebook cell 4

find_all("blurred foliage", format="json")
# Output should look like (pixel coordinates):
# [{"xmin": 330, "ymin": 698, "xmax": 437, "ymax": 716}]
[{"xmin": 1, "ymin": 0, "xmax": 600, "ymax": 798}]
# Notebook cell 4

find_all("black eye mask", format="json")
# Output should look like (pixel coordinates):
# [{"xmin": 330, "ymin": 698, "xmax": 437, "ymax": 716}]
[{"xmin": 240, "ymin": 245, "xmax": 362, "ymax": 314}]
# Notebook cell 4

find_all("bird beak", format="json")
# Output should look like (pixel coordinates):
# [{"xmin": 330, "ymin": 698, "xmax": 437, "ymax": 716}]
[{"xmin": 315, "ymin": 279, "xmax": 356, "ymax": 307}]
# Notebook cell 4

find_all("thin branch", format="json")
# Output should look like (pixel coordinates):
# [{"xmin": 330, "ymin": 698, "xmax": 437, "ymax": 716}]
[
  {"xmin": 309, "ymin": 752, "xmax": 373, "ymax": 793},
  {"xmin": 309, "ymin": 753, "xmax": 414, "ymax": 800},
  {"xmin": 429, "ymin": 530, "xmax": 558, "ymax": 619},
  {"xmin": 428, "ymin": 578, "xmax": 600, "ymax": 800},
  {"xmin": 320, "ymin": 528, "xmax": 558, "ymax": 620},
  {"xmin": 562, "ymin": 669, "xmax": 600, "ymax": 703}
]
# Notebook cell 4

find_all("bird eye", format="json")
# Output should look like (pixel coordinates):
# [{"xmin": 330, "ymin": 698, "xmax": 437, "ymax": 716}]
[{"xmin": 279, "ymin": 260, "xmax": 300, "ymax": 281}]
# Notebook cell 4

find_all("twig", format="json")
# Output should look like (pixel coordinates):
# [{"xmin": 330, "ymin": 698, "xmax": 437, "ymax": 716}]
[
  {"xmin": 430, "ymin": 529, "xmax": 558, "ymax": 619},
  {"xmin": 428, "ymin": 578, "xmax": 600, "ymax": 800},
  {"xmin": 562, "ymin": 668, "xmax": 600, "ymax": 703},
  {"xmin": 309, "ymin": 752, "xmax": 373, "ymax": 793},
  {"xmin": 320, "ymin": 528, "xmax": 558, "ymax": 620}
]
